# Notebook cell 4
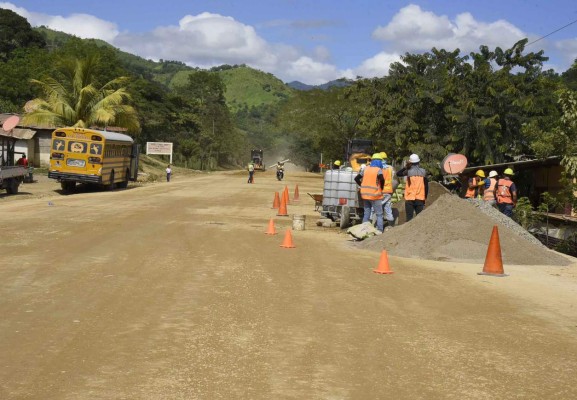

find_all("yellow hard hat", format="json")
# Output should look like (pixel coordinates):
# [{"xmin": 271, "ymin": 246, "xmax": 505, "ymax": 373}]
[
  {"xmin": 475, "ymin": 170, "xmax": 485, "ymax": 178},
  {"xmin": 380, "ymin": 151, "xmax": 387, "ymax": 159},
  {"xmin": 334, "ymin": 160, "xmax": 341, "ymax": 166},
  {"xmin": 371, "ymin": 153, "xmax": 383, "ymax": 160},
  {"xmin": 504, "ymin": 168, "xmax": 514, "ymax": 176}
]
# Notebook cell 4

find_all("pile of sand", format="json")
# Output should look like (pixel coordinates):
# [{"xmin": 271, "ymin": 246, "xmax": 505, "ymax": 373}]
[
  {"xmin": 392, "ymin": 181, "xmax": 450, "ymax": 225},
  {"xmin": 360, "ymin": 193, "xmax": 571, "ymax": 266}
]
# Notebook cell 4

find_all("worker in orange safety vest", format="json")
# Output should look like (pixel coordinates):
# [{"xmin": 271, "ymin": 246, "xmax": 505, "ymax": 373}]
[
  {"xmin": 396, "ymin": 153, "xmax": 428, "ymax": 222},
  {"xmin": 379, "ymin": 151, "xmax": 396, "ymax": 227},
  {"xmin": 483, "ymin": 170, "xmax": 499, "ymax": 206},
  {"xmin": 496, "ymin": 168, "xmax": 517, "ymax": 217},
  {"xmin": 465, "ymin": 170, "xmax": 486, "ymax": 199},
  {"xmin": 355, "ymin": 153, "xmax": 385, "ymax": 232}
]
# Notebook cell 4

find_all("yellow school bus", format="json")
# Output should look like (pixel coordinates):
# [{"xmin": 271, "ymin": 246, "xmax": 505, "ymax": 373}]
[{"xmin": 48, "ymin": 127, "xmax": 139, "ymax": 191}]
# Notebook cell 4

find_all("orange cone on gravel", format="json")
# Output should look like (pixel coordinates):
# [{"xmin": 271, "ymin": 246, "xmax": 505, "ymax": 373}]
[
  {"xmin": 265, "ymin": 218, "xmax": 277, "ymax": 235},
  {"xmin": 280, "ymin": 229, "xmax": 295, "ymax": 248},
  {"xmin": 283, "ymin": 186, "xmax": 290, "ymax": 204},
  {"xmin": 294, "ymin": 185, "xmax": 300, "ymax": 201},
  {"xmin": 373, "ymin": 250, "xmax": 394, "ymax": 274},
  {"xmin": 272, "ymin": 192, "xmax": 280, "ymax": 209},
  {"xmin": 277, "ymin": 195, "xmax": 288, "ymax": 216},
  {"xmin": 478, "ymin": 225, "xmax": 507, "ymax": 277}
]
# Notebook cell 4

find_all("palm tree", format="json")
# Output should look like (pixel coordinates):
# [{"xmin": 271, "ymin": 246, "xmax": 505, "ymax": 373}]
[{"xmin": 23, "ymin": 56, "xmax": 140, "ymax": 133}]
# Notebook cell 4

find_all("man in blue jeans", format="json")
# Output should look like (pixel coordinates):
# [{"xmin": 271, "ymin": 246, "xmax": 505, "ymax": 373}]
[{"xmin": 355, "ymin": 154, "xmax": 385, "ymax": 232}]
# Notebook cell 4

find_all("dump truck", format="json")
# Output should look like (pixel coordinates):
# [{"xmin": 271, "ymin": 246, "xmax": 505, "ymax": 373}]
[
  {"xmin": 1, "ymin": 124, "xmax": 26, "ymax": 195},
  {"xmin": 251, "ymin": 149, "xmax": 265, "ymax": 171},
  {"xmin": 0, "ymin": 165, "xmax": 26, "ymax": 194}
]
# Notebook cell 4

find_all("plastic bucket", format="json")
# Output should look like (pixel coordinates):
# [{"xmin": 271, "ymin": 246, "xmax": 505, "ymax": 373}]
[{"xmin": 292, "ymin": 214, "xmax": 306, "ymax": 231}]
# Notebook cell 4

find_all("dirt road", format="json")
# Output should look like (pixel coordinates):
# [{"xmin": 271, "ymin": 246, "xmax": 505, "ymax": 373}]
[{"xmin": 1, "ymin": 171, "xmax": 577, "ymax": 399}]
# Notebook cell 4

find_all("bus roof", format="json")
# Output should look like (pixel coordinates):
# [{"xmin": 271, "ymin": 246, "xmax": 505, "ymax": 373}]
[{"xmin": 54, "ymin": 127, "xmax": 134, "ymax": 143}]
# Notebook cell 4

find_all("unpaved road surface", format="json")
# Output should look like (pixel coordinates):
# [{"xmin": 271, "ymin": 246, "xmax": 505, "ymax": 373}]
[{"xmin": 1, "ymin": 171, "xmax": 577, "ymax": 399}]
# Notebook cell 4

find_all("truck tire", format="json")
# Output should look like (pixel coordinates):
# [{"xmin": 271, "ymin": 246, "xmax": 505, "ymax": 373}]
[
  {"xmin": 6, "ymin": 179, "xmax": 19, "ymax": 194},
  {"xmin": 339, "ymin": 206, "xmax": 351, "ymax": 229}
]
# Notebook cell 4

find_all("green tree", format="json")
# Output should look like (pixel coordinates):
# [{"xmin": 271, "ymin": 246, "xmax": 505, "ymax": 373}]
[
  {"xmin": 22, "ymin": 55, "xmax": 140, "ymax": 133},
  {"xmin": 0, "ymin": 8, "xmax": 45, "ymax": 61}
]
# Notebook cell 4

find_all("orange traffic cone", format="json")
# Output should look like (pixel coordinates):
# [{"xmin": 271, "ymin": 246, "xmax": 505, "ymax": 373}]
[
  {"xmin": 277, "ymin": 195, "xmax": 289, "ymax": 216},
  {"xmin": 280, "ymin": 229, "xmax": 295, "ymax": 248},
  {"xmin": 478, "ymin": 225, "xmax": 507, "ymax": 277},
  {"xmin": 373, "ymin": 250, "xmax": 394, "ymax": 274},
  {"xmin": 283, "ymin": 186, "xmax": 290, "ymax": 204},
  {"xmin": 265, "ymin": 218, "xmax": 277, "ymax": 235},
  {"xmin": 294, "ymin": 185, "xmax": 300, "ymax": 201},
  {"xmin": 272, "ymin": 192, "xmax": 280, "ymax": 209}
]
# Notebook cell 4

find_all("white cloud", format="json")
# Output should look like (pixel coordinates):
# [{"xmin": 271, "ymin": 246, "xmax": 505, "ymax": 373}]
[
  {"xmin": 555, "ymin": 39, "xmax": 577, "ymax": 67},
  {"xmin": 352, "ymin": 52, "xmax": 402, "ymax": 79},
  {"xmin": 0, "ymin": 2, "xmax": 119, "ymax": 41},
  {"xmin": 373, "ymin": 4, "xmax": 525, "ymax": 53}
]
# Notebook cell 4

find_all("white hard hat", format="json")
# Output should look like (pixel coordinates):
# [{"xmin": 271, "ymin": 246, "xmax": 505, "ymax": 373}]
[
  {"xmin": 488, "ymin": 170, "xmax": 498, "ymax": 178},
  {"xmin": 409, "ymin": 154, "xmax": 420, "ymax": 163}
]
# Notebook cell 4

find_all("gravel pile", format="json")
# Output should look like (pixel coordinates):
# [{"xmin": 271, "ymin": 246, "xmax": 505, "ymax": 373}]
[
  {"xmin": 359, "ymin": 193, "xmax": 571, "ymax": 266},
  {"xmin": 464, "ymin": 198, "xmax": 544, "ymax": 247}
]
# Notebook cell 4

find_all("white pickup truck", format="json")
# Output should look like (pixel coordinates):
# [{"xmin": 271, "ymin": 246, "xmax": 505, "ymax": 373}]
[{"xmin": 0, "ymin": 165, "xmax": 26, "ymax": 194}]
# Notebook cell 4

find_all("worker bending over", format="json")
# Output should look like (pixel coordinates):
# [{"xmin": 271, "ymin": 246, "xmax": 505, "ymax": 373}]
[{"xmin": 396, "ymin": 153, "xmax": 428, "ymax": 222}]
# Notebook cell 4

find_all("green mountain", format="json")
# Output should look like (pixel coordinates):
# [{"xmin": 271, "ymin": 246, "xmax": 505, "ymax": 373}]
[{"xmin": 34, "ymin": 27, "xmax": 293, "ymax": 112}]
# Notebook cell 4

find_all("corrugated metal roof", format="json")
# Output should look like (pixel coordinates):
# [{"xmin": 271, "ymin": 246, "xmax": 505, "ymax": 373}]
[{"xmin": 462, "ymin": 156, "xmax": 561, "ymax": 174}]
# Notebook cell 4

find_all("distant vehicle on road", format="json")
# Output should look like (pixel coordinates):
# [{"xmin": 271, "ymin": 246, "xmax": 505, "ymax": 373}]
[
  {"xmin": 346, "ymin": 139, "xmax": 374, "ymax": 171},
  {"xmin": 251, "ymin": 149, "xmax": 265, "ymax": 171},
  {"xmin": 49, "ymin": 127, "xmax": 139, "ymax": 192}
]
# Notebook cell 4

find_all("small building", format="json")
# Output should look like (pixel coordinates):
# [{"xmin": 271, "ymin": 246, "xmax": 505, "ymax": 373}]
[
  {"xmin": 1, "ymin": 113, "xmax": 130, "ymax": 168},
  {"xmin": 0, "ymin": 113, "xmax": 53, "ymax": 167}
]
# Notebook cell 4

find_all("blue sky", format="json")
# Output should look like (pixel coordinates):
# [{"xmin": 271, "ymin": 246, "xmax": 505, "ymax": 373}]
[{"xmin": 2, "ymin": 1, "xmax": 577, "ymax": 84}]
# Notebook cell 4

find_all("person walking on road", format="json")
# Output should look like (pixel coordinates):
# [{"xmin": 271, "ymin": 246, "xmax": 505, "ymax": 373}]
[
  {"xmin": 483, "ymin": 170, "xmax": 499, "ymax": 206},
  {"xmin": 355, "ymin": 153, "xmax": 385, "ymax": 232},
  {"xmin": 496, "ymin": 168, "xmax": 517, "ymax": 217},
  {"xmin": 465, "ymin": 170, "xmax": 486, "ymax": 199},
  {"xmin": 380, "ymin": 151, "xmax": 396, "ymax": 228},
  {"xmin": 166, "ymin": 164, "xmax": 172, "ymax": 182},
  {"xmin": 248, "ymin": 162, "xmax": 255, "ymax": 183},
  {"xmin": 396, "ymin": 153, "xmax": 428, "ymax": 222}
]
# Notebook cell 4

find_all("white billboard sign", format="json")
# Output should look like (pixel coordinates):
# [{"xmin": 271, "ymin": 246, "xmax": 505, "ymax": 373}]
[{"xmin": 146, "ymin": 142, "xmax": 173, "ymax": 163}]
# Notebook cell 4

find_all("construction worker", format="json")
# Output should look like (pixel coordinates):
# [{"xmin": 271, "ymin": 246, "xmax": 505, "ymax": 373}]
[
  {"xmin": 483, "ymin": 170, "xmax": 499, "ymax": 206},
  {"xmin": 332, "ymin": 160, "xmax": 341, "ymax": 170},
  {"xmin": 355, "ymin": 153, "xmax": 385, "ymax": 232},
  {"xmin": 465, "ymin": 170, "xmax": 486, "ymax": 199},
  {"xmin": 247, "ymin": 162, "xmax": 255, "ymax": 183},
  {"xmin": 380, "ymin": 151, "xmax": 396, "ymax": 227},
  {"xmin": 396, "ymin": 153, "xmax": 428, "ymax": 222},
  {"xmin": 496, "ymin": 168, "xmax": 517, "ymax": 217}
]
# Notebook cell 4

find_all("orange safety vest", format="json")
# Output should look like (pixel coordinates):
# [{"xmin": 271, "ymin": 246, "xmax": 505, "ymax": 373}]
[
  {"xmin": 382, "ymin": 166, "xmax": 394, "ymax": 194},
  {"xmin": 465, "ymin": 177, "xmax": 481, "ymax": 198},
  {"xmin": 360, "ymin": 166, "xmax": 383, "ymax": 200},
  {"xmin": 483, "ymin": 178, "xmax": 497, "ymax": 201},
  {"xmin": 496, "ymin": 179, "xmax": 514, "ymax": 204},
  {"xmin": 404, "ymin": 173, "xmax": 426, "ymax": 201}
]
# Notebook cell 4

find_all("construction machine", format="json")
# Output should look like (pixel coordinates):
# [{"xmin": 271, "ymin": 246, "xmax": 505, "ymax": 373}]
[
  {"xmin": 251, "ymin": 149, "xmax": 265, "ymax": 171},
  {"xmin": 346, "ymin": 139, "xmax": 374, "ymax": 171}
]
